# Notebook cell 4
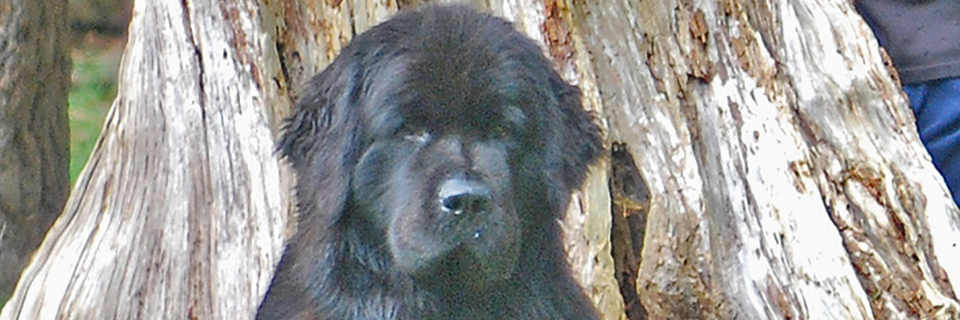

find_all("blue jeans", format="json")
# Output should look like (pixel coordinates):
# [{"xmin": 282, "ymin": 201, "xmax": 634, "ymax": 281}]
[{"xmin": 903, "ymin": 77, "xmax": 960, "ymax": 207}]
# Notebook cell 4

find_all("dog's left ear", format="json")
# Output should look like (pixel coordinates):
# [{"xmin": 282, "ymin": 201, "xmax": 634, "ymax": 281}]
[
  {"xmin": 550, "ymin": 75, "xmax": 604, "ymax": 191},
  {"xmin": 277, "ymin": 60, "xmax": 363, "ymax": 227}
]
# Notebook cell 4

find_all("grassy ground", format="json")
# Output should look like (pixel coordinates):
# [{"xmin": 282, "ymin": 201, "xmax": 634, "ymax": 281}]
[{"xmin": 68, "ymin": 34, "xmax": 123, "ymax": 185}]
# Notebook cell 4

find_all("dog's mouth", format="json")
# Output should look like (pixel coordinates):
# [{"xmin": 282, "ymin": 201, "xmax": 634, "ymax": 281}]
[
  {"xmin": 387, "ymin": 171, "xmax": 522, "ymax": 287},
  {"xmin": 412, "ymin": 242, "xmax": 518, "ymax": 293},
  {"xmin": 388, "ymin": 202, "xmax": 522, "ymax": 291},
  {"xmin": 393, "ymin": 215, "xmax": 521, "ymax": 282}
]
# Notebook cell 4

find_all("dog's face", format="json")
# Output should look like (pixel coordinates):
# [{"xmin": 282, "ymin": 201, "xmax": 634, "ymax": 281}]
[
  {"xmin": 351, "ymin": 103, "xmax": 525, "ymax": 288},
  {"xmin": 276, "ymin": 5, "xmax": 602, "ymax": 298},
  {"xmin": 348, "ymin": 32, "xmax": 551, "ymax": 288}
]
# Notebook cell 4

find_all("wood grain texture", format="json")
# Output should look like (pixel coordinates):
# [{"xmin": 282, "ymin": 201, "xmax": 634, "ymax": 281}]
[
  {"xmin": 2, "ymin": 0, "xmax": 293, "ymax": 318},
  {"xmin": 573, "ymin": 0, "xmax": 960, "ymax": 318}
]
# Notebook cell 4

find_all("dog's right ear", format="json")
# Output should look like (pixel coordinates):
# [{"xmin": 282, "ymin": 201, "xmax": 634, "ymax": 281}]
[
  {"xmin": 278, "ymin": 57, "xmax": 363, "ymax": 227},
  {"xmin": 258, "ymin": 58, "xmax": 365, "ymax": 319}
]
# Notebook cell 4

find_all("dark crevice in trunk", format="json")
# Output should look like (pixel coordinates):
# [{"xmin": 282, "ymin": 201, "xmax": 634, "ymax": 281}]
[{"xmin": 608, "ymin": 141, "xmax": 650, "ymax": 320}]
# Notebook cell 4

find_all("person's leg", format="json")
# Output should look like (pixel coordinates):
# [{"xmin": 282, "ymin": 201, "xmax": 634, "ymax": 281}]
[{"xmin": 905, "ymin": 77, "xmax": 960, "ymax": 207}]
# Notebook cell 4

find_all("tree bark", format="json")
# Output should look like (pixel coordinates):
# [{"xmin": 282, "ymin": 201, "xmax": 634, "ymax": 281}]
[
  {"xmin": 1, "ymin": 0, "xmax": 295, "ymax": 318},
  {"xmin": 578, "ymin": 0, "xmax": 960, "ymax": 318},
  {"xmin": 3, "ymin": 0, "xmax": 960, "ymax": 319},
  {"xmin": 0, "ymin": 0, "xmax": 71, "ymax": 304}
]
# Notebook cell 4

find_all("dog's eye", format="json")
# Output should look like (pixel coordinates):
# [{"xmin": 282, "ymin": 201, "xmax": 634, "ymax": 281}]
[{"xmin": 399, "ymin": 126, "xmax": 430, "ymax": 145}]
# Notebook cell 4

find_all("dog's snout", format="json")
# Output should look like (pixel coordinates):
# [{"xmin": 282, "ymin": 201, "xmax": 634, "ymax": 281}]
[{"xmin": 438, "ymin": 177, "xmax": 492, "ymax": 216}]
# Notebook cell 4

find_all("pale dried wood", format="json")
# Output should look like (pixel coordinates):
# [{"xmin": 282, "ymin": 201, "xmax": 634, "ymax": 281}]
[
  {"xmin": 2, "ymin": 0, "xmax": 296, "ymax": 318},
  {"xmin": 572, "ymin": 0, "xmax": 960, "ymax": 318}
]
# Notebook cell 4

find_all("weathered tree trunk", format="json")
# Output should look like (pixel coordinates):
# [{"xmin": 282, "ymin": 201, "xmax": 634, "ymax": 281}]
[
  {"xmin": 0, "ymin": 0, "xmax": 71, "ymax": 304},
  {"xmin": 581, "ymin": 0, "xmax": 960, "ymax": 318},
  {"xmin": 1, "ymin": 0, "xmax": 296, "ymax": 317},
  {"xmin": 3, "ymin": 0, "xmax": 960, "ymax": 319}
]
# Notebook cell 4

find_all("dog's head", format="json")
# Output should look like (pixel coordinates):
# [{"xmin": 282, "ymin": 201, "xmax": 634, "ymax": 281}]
[{"xmin": 279, "ymin": 5, "xmax": 602, "ymax": 291}]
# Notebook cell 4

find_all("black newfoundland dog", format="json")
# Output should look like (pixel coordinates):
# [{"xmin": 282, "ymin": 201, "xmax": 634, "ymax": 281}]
[{"xmin": 258, "ymin": 4, "xmax": 602, "ymax": 320}]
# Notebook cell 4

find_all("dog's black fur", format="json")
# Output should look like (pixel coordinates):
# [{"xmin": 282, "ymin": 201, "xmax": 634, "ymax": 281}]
[{"xmin": 257, "ymin": 5, "xmax": 602, "ymax": 320}]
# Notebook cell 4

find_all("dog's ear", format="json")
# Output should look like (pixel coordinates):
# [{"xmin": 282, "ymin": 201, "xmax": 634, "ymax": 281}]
[
  {"xmin": 260, "ymin": 58, "xmax": 364, "ymax": 318},
  {"xmin": 278, "ymin": 57, "xmax": 363, "ymax": 227},
  {"xmin": 549, "ymin": 75, "xmax": 603, "ymax": 192}
]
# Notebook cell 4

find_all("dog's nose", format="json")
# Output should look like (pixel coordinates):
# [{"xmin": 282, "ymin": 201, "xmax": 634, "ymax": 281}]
[{"xmin": 438, "ymin": 177, "xmax": 492, "ymax": 216}]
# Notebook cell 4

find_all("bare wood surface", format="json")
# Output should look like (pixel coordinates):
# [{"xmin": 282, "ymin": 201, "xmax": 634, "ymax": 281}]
[
  {"xmin": 573, "ymin": 0, "xmax": 960, "ymax": 318},
  {"xmin": 2, "ymin": 0, "xmax": 294, "ymax": 318}
]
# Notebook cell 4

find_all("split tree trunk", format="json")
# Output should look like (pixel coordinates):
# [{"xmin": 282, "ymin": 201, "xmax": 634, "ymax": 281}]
[
  {"xmin": 3, "ymin": 0, "xmax": 959, "ymax": 319},
  {"xmin": 581, "ymin": 0, "xmax": 960, "ymax": 318}
]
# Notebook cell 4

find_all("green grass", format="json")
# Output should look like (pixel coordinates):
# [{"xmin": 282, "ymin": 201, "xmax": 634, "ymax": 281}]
[{"xmin": 68, "ymin": 41, "xmax": 120, "ymax": 185}]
